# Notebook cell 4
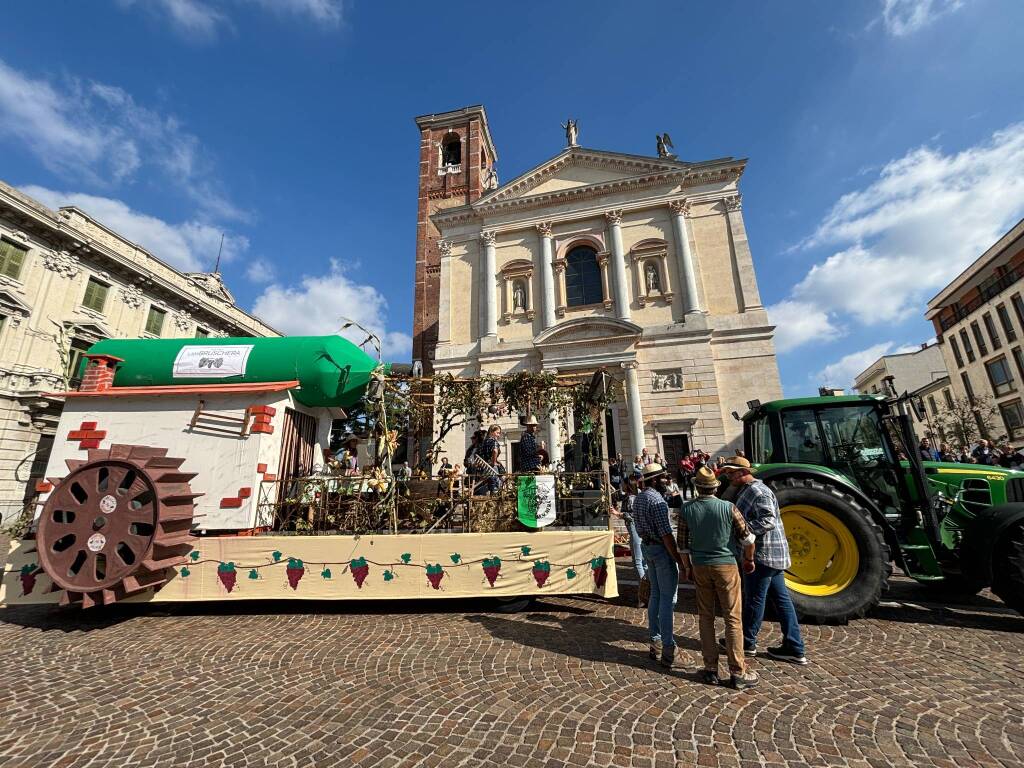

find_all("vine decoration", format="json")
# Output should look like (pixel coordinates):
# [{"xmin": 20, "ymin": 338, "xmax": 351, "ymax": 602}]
[{"xmin": 175, "ymin": 546, "xmax": 610, "ymax": 592}]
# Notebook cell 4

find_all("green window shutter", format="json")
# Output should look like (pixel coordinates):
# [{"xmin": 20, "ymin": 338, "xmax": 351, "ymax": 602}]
[
  {"xmin": 146, "ymin": 307, "xmax": 165, "ymax": 335},
  {"xmin": 83, "ymin": 278, "xmax": 108, "ymax": 312},
  {"xmin": 0, "ymin": 239, "xmax": 27, "ymax": 280}
]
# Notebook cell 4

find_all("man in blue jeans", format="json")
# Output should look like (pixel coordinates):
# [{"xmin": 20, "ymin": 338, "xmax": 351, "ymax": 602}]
[
  {"xmin": 721, "ymin": 456, "xmax": 808, "ymax": 665},
  {"xmin": 631, "ymin": 463, "xmax": 686, "ymax": 668}
]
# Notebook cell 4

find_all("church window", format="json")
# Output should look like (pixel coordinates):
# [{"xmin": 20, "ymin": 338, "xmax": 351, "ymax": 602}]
[
  {"xmin": 441, "ymin": 135, "xmax": 461, "ymax": 167},
  {"xmin": 565, "ymin": 246, "xmax": 603, "ymax": 307}
]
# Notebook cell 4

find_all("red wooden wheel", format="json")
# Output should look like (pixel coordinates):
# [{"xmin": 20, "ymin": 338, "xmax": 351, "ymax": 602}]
[{"xmin": 37, "ymin": 445, "xmax": 198, "ymax": 608}]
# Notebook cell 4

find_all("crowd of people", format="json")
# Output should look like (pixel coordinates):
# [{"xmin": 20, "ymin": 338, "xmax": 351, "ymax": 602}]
[
  {"xmin": 611, "ymin": 456, "xmax": 806, "ymax": 690},
  {"xmin": 917, "ymin": 436, "xmax": 1024, "ymax": 468}
]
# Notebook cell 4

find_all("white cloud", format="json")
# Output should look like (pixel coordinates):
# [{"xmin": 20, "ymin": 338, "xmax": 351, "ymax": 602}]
[
  {"xmin": 245, "ymin": 257, "xmax": 276, "ymax": 283},
  {"xmin": 879, "ymin": 0, "xmax": 964, "ymax": 37},
  {"xmin": 0, "ymin": 58, "xmax": 243, "ymax": 220},
  {"xmin": 767, "ymin": 300, "xmax": 844, "ymax": 354},
  {"xmin": 775, "ymin": 123, "xmax": 1024, "ymax": 352},
  {"xmin": 252, "ymin": 260, "xmax": 412, "ymax": 360},
  {"xmin": 814, "ymin": 342, "xmax": 914, "ymax": 389},
  {"xmin": 21, "ymin": 185, "xmax": 247, "ymax": 272},
  {"xmin": 118, "ymin": 0, "xmax": 343, "ymax": 39}
]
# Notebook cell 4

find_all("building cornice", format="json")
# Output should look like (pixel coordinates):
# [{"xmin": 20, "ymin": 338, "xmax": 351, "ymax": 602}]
[
  {"xmin": 926, "ymin": 217, "xmax": 1024, "ymax": 313},
  {"xmin": 431, "ymin": 154, "xmax": 745, "ymax": 227},
  {"xmin": 0, "ymin": 181, "xmax": 279, "ymax": 337}
]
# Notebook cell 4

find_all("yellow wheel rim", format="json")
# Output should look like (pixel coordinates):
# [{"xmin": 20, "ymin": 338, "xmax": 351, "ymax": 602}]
[{"xmin": 782, "ymin": 504, "xmax": 859, "ymax": 597}]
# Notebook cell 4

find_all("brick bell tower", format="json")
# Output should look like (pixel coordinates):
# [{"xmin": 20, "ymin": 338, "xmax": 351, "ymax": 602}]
[{"xmin": 412, "ymin": 105, "xmax": 498, "ymax": 374}]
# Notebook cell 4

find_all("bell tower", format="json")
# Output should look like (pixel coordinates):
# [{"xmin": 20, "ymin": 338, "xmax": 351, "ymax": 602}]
[{"xmin": 412, "ymin": 105, "xmax": 497, "ymax": 373}]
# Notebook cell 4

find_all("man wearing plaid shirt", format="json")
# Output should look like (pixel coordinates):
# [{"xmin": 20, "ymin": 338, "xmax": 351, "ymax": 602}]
[
  {"xmin": 631, "ymin": 463, "xmax": 686, "ymax": 668},
  {"xmin": 721, "ymin": 456, "xmax": 808, "ymax": 665}
]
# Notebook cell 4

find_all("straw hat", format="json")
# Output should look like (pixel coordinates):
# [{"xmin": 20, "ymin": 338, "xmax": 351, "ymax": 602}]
[
  {"xmin": 720, "ymin": 455, "xmax": 754, "ymax": 473},
  {"xmin": 523, "ymin": 415, "xmax": 539, "ymax": 426},
  {"xmin": 641, "ymin": 462, "xmax": 668, "ymax": 481},
  {"xmin": 693, "ymin": 466, "xmax": 720, "ymax": 490}
]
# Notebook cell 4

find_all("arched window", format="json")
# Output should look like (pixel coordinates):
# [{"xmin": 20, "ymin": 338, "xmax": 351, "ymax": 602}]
[
  {"xmin": 441, "ymin": 135, "xmax": 461, "ymax": 167},
  {"xmin": 565, "ymin": 246, "xmax": 603, "ymax": 307}
]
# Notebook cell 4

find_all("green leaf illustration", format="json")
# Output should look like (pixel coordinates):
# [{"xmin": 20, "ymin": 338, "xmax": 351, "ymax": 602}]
[
  {"xmin": 566, "ymin": 568, "xmax": 577, "ymax": 579},
  {"xmin": 520, "ymin": 546, "xmax": 531, "ymax": 556},
  {"xmin": 248, "ymin": 569, "xmax": 259, "ymax": 580},
  {"xmin": 189, "ymin": 551, "xmax": 200, "ymax": 561},
  {"xmin": 321, "ymin": 568, "xmax": 332, "ymax": 579},
  {"xmin": 450, "ymin": 553, "xmax": 461, "ymax": 564},
  {"xmin": 400, "ymin": 553, "xmax": 412, "ymax": 564},
  {"xmin": 272, "ymin": 551, "xmax": 283, "ymax": 562},
  {"xmin": 218, "ymin": 562, "xmax": 236, "ymax": 573},
  {"xmin": 383, "ymin": 570, "xmax": 395, "ymax": 581},
  {"xmin": 180, "ymin": 566, "xmax": 191, "ymax": 578}
]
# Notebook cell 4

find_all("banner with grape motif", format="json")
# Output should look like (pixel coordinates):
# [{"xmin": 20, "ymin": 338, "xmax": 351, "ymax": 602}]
[{"xmin": 1, "ymin": 531, "xmax": 616, "ymax": 604}]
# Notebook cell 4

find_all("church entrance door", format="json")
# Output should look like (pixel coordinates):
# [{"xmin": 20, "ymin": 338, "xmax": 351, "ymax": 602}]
[{"xmin": 660, "ymin": 434, "xmax": 690, "ymax": 479}]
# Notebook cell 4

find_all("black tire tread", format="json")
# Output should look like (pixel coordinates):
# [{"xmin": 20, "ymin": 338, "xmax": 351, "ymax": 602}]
[
  {"xmin": 992, "ymin": 523, "xmax": 1024, "ymax": 614},
  {"xmin": 768, "ymin": 476, "xmax": 892, "ymax": 623}
]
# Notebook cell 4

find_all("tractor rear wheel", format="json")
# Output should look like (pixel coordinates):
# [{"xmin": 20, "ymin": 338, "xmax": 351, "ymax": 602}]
[
  {"xmin": 768, "ymin": 477, "xmax": 892, "ymax": 623},
  {"xmin": 991, "ymin": 522, "xmax": 1024, "ymax": 614}
]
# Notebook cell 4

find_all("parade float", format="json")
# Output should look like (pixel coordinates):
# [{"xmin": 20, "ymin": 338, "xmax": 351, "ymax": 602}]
[{"xmin": 1, "ymin": 334, "xmax": 618, "ymax": 608}]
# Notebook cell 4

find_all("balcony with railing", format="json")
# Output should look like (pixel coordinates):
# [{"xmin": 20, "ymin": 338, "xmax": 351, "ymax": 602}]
[{"xmin": 938, "ymin": 265, "xmax": 1024, "ymax": 331}]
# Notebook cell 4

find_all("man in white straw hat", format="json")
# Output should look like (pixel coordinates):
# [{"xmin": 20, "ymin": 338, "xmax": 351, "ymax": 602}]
[
  {"xmin": 518, "ymin": 415, "xmax": 541, "ymax": 472},
  {"xmin": 678, "ymin": 466, "xmax": 758, "ymax": 689}
]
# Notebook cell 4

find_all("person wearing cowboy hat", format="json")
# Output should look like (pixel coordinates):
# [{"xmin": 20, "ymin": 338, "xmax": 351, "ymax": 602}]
[
  {"xmin": 518, "ymin": 415, "xmax": 541, "ymax": 472},
  {"xmin": 720, "ymin": 456, "xmax": 807, "ymax": 666},
  {"xmin": 632, "ymin": 462, "xmax": 687, "ymax": 668},
  {"xmin": 678, "ymin": 466, "xmax": 758, "ymax": 688}
]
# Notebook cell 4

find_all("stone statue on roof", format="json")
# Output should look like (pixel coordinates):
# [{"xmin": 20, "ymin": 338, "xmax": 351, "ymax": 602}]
[{"xmin": 561, "ymin": 119, "xmax": 579, "ymax": 148}]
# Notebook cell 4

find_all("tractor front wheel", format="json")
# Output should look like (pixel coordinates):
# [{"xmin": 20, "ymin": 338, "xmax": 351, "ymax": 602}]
[
  {"xmin": 769, "ymin": 477, "xmax": 892, "ymax": 623},
  {"xmin": 991, "ymin": 523, "xmax": 1024, "ymax": 614}
]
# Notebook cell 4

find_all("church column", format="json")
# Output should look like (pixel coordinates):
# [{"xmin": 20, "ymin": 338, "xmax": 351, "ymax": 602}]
[
  {"xmin": 621, "ymin": 360, "xmax": 646, "ymax": 455},
  {"xmin": 605, "ymin": 210, "xmax": 631, "ymax": 321},
  {"xmin": 537, "ymin": 223, "xmax": 557, "ymax": 330},
  {"xmin": 669, "ymin": 199, "xmax": 703, "ymax": 314},
  {"xmin": 723, "ymin": 194, "xmax": 763, "ymax": 311},
  {"xmin": 480, "ymin": 231, "xmax": 497, "ymax": 337}
]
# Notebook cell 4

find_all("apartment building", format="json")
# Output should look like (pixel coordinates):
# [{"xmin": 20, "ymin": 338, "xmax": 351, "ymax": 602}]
[{"xmin": 926, "ymin": 218, "xmax": 1024, "ymax": 441}]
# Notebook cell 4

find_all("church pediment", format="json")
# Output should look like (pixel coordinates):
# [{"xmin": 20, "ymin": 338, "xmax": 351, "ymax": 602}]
[
  {"xmin": 478, "ymin": 148, "xmax": 691, "ymax": 207},
  {"xmin": 534, "ymin": 317, "xmax": 642, "ymax": 348},
  {"xmin": 473, "ymin": 148, "xmax": 745, "ymax": 215}
]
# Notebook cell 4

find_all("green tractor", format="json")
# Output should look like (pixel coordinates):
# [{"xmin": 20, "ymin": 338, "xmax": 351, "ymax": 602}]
[{"xmin": 738, "ymin": 393, "xmax": 1024, "ymax": 622}]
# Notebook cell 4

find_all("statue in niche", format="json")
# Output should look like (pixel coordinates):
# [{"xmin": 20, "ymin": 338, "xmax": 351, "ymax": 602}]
[
  {"xmin": 645, "ymin": 263, "xmax": 660, "ymax": 293},
  {"xmin": 513, "ymin": 281, "xmax": 526, "ymax": 311},
  {"xmin": 561, "ymin": 118, "xmax": 579, "ymax": 147}
]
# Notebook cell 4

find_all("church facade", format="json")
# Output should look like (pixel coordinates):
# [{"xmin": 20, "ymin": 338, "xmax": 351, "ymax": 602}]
[{"xmin": 412, "ymin": 105, "xmax": 782, "ymax": 468}]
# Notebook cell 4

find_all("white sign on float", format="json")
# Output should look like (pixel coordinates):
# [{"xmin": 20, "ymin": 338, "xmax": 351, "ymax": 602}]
[{"xmin": 172, "ymin": 345, "xmax": 254, "ymax": 378}]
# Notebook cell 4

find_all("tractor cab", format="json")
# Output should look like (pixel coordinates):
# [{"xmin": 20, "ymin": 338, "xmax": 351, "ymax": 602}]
[{"xmin": 743, "ymin": 395, "xmax": 915, "ymax": 522}]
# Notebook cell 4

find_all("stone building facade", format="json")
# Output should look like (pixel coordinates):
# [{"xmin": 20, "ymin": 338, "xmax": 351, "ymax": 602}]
[
  {"xmin": 0, "ymin": 180, "xmax": 277, "ymax": 520},
  {"xmin": 927, "ymin": 218, "xmax": 1024, "ymax": 441},
  {"xmin": 413, "ymin": 106, "xmax": 782, "ymax": 469}
]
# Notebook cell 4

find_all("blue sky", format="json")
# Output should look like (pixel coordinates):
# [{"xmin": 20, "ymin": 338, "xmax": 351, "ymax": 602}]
[{"xmin": 2, "ymin": 0, "xmax": 1023, "ymax": 394}]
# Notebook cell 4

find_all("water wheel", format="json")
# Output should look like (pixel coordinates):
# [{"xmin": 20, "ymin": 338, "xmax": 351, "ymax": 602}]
[{"xmin": 36, "ymin": 444, "xmax": 200, "ymax": 608}]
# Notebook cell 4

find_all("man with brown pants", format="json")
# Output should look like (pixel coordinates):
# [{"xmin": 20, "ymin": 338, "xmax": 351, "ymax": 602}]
[{"xmin": 678, "ymin": 466, "xmax": 758, "ymax": 689}]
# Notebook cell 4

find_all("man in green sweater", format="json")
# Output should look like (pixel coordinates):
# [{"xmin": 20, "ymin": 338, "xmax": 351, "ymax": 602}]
[{"xmin": 678, "ymin": 466, "xmax": 758, "ymax": 689}]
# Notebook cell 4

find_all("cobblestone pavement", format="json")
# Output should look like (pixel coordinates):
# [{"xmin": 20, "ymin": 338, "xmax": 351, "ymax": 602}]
[{"xmin": 1, "ymin": 558, "xmax": 1022, "ymax": 768}]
